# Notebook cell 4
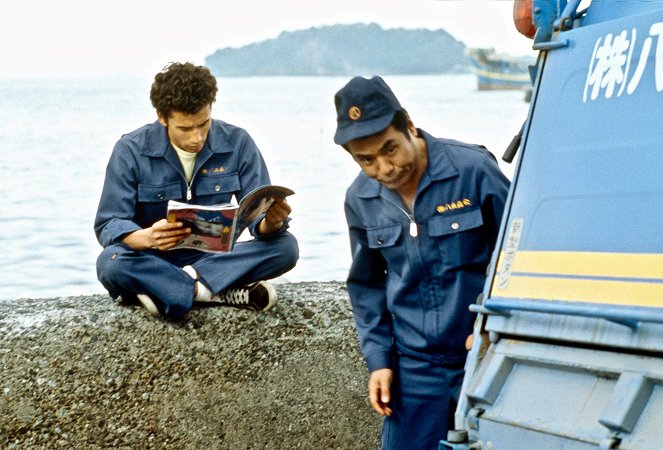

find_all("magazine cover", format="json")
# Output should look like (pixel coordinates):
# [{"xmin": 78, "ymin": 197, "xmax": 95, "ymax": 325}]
[{"xmin": 166, "ymin": 185, "xmax": 294, "ymax": 252}]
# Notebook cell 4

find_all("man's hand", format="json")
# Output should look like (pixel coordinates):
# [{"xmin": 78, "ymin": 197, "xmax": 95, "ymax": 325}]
[
  {"xmin": 258, "ymin": 197, "xmax": 291, "ymax": 235},
  {"xmin": 122, "ymin": 219, "xmax": 191, "ymax": 251},
  {"xmin": 368, "ymin": 368, "xmax": 393, "ymax": 416},
  {"xmin": 466, "ymin": 332, "xmax": 490, "ymax": 354},
  {"xmin": 465, "ymin": 334, "xmax": 474, "ymax": 350}
]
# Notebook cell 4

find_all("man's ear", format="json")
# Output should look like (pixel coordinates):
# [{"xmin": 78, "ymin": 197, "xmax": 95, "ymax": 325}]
[
  {"xmin": 407, "ymin": 119, "xmax": 417, "ymax": 137},
  {"xmin": 157, "ymin": 112, "xmax": 168, "ymax": 127}
]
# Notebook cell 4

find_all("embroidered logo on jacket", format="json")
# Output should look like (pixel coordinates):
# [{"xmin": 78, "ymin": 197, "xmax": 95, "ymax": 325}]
[
  {"xmin": 201, "ymin": 167, "xmax": 226, "ymax": 175},
  {"xmin": 437, "ymin": 198, "xmax": 471, "ymax": 213}
]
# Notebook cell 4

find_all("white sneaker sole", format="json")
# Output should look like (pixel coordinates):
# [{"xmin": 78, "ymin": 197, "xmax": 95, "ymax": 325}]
[
  {"xmin": 136, "ymin": 294, "xmax": 161, "ymax": 317},
  {"xmin": 257, "ymin": 281, "xmax": 278, "ymax": 312}
]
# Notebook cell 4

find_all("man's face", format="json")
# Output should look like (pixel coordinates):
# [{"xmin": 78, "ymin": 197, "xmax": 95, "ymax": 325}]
[
  {"xmin": 347, "ymin": 123, "xmax": 422, "ymax": 192},
  {"xmin": 158, "ymin": 104, "xmax": 212, "ymax": 153}
]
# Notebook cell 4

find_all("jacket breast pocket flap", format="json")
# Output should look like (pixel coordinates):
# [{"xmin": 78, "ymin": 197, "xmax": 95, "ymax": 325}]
[
  {"xmin": 138, "ymin": 181, "xmax": 182, "ymax": 202},
  {"xmin": 428, "ymin": 208, "xmax": 483, "ymax": 237},
  {"xmin": 196, "ymin": 173, "xmax": 241, "ymax": 196},
  {"xmin": 367, "ymin": 224, "xmax": 402, "ymax": 249}
]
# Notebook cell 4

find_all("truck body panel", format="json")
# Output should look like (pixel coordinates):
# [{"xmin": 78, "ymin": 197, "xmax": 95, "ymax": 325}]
[{"xmin": 449, "ymin": 2, "xmax": 663, "ymax": 449}]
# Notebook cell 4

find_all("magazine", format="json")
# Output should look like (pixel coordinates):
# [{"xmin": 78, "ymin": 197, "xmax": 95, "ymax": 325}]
[{"xmin": 166, "ymin": 185, "xmax": 294, "ymax": 252}]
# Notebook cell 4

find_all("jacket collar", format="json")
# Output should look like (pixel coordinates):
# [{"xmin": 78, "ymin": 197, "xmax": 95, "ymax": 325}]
[
  {"xmin": 356, "ymin": 128, "xmax": 459, "ymax": 199},
  {"xmin": 420, "ymin": 129, "xmax": 459, "ymax": 182}
]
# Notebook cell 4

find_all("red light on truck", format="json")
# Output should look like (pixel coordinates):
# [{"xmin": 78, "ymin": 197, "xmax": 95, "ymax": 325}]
[{"xmin": 513, "ymin": 0, "xmax": 536, "ymax": 38}]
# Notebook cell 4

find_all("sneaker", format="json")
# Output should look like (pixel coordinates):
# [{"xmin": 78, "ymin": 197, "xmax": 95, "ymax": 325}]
[
  {"xmin": 136, "ymin": 293, "xmax": 161, "ymax": 318},
  {"xmin": 217, "ymin": 281, "xmax": 277, "ymax": 312}
]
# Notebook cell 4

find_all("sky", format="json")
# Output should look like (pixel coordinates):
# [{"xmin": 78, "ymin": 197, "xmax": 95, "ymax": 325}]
[{"xmin": 0, "ymin": 0, "xmax": 536, "ymax": 80}]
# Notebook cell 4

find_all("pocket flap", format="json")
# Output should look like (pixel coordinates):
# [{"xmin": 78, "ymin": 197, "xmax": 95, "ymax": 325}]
[
  {"xmin": 428, "ymin": 208, "xmax": 483, "ymax": 237},
  {"xmin": 196, "ymin": 173, "xmax": 241, "ymax": 196},
  {"xmin": 367, "ymin": 224, "xmax": 402, "ymax": 249},
  {"xmin": 138, "ymin": 181, "xmax": 182, "ymax": 202}
]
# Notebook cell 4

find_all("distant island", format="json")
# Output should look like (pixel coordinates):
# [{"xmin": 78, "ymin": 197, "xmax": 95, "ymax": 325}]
[{"xmin": 205, "ymin": 23, "xmax": 469, "ymax": 77}]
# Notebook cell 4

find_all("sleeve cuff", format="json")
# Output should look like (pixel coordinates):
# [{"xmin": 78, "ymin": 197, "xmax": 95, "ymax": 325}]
[
  {"xmin": 365, "ymin": 350, "xmax": 392, "ymax": 372},
  {"xmin": 250, "ymin": 215, "xmax": 291, "ymax": 239}
]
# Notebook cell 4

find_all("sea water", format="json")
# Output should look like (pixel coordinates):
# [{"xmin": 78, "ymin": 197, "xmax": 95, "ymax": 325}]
[{"xmin": 0, "ymin": 74, "xmax": 529, "ymax": 301}]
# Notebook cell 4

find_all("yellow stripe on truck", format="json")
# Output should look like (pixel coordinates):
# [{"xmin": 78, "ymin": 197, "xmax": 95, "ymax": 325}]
[
  {"xmin": 492, "ymin": 275, "xmax": 663, "ymax": 307},
  {"xmin": 492, "ymin": 251, "xmax": 663, "ymax": 307}
]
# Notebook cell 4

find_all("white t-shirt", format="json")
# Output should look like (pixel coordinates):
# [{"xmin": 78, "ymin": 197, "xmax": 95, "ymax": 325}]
[{"xmin": 171, "ymin": 143, "xmax": 197, "ymax": 183}]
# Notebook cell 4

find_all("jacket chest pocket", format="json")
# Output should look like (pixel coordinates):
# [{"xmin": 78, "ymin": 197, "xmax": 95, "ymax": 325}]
[
  {"xmin": 428, "ymin": 208, "xmax": 488, "ymax": 267},
  {"xmin": 136, "ymin": 181, "xmax": 183, "ymax": 225}
]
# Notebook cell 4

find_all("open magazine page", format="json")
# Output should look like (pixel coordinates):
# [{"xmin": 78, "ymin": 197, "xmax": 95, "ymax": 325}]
[
  {"xmin": 166, "ymin": 200, "xmax": 239, "ymax": 252},
  {"xmin": 165, "ymin": 185, "xmax": 294, "ymax": 253},
  {"xmin": 235, "ymin": 185, "xmax": 295, "ymax": 235}
]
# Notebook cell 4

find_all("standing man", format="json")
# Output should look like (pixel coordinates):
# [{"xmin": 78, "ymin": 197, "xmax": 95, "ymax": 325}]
[
  {"xmin": 333, "ymin": 76, "xmax": 509, "ymax": 449},
  {"xmin": 95, "ymin": 62, "xmax": 298, "ymax": 320}
]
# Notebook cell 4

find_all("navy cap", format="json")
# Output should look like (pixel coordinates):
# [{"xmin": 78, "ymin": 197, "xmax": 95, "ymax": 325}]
[{"xmin": 333, "ymin": 76, "xmax": 402, "ymax": 145}]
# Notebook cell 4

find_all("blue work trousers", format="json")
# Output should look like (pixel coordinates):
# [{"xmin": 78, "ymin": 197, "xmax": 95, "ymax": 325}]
[
  {"xmin": 381, "ymin": 353, "xmax": 464, "ymax": 450},
  {"xmin": 96, "ymin": 232, "xmax": 298, "ymax": 320}
]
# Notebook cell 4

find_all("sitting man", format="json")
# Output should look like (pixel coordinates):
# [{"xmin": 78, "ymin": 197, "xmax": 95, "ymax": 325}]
[{"xmin": 94, "ymin": 62, "xmax": 299, "ymax": 320}]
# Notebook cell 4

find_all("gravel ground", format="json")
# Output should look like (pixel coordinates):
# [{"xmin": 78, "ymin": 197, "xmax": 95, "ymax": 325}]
[{"xmin": 0, "ymin": 282, "xmax": 381, "ymax": 449}]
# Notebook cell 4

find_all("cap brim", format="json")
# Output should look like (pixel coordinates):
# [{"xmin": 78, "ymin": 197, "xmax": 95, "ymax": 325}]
[{"xmin": 333, "ymin": 113, "xmax": 396, "ymax": 146}]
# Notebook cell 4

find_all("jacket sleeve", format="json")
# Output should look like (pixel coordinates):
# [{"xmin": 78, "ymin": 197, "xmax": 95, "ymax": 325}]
[
  {"xmin": 235, "ymin": 129, "xmax": 271, "ymax": 199},
  {"xmin": 94, "ymin": 139, "xmax": 142, "ymax": 247},
  {"xmin": 478, "ymin": 153, "xmax": 511, "ymax": 249},
  {"xmin": 233, "ymin": 128, "xmax": 292, "ymax": 239},
  {"xmin": 345, "ymin": 197, "xmax": 393, "ymax": 372}
]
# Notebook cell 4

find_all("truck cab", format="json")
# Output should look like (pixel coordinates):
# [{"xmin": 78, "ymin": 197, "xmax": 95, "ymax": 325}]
[{"xmin": 445, "ymin": 1, "xmax": 663, "ymax": 449}]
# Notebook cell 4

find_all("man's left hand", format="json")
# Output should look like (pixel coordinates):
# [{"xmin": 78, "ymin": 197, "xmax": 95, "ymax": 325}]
[{"xmin": 258, "ymin": 197, "xmax": 291, "ymax": 234}]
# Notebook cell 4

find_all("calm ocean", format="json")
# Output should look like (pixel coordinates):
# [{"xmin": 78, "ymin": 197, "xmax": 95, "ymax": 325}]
[{"xmin": 0, "ymin": 74, "xmax": 529, "ymax": 301}]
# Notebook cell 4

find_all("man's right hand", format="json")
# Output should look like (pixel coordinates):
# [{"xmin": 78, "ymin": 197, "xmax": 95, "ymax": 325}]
[
  {"xmin": 368, "ymin": 368, "xmax": 393, "ymax": 416},
  {"xmin": 122, "ymin": 219, "xmax": 191, "ymax": 251}
]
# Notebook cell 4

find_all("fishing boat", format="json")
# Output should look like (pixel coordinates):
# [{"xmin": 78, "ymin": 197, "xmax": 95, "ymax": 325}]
[{"xmin": 466, "ymin": 48, "xmax": 534, "ymax": 91}]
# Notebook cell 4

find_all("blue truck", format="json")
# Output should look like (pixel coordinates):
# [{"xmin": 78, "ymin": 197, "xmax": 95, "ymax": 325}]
[{"xmin": 444, "ymin": 1, "xmax": 663, "ymax": 449}]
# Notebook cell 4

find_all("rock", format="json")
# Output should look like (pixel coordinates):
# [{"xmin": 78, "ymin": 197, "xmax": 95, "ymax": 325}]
[{"xmin": 0, "ymin": 282, "xmax": 381, "ymax": 449}]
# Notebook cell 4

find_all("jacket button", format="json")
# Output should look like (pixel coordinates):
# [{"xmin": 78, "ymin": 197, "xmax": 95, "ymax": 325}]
[
  {"xmin": 376, "ymin": 237, "xmax": 384, "ymax": 245},
  {"xmin": 157, "ymin": 193, "xmax": 164, "ymax": 200},
  {"xmin": 451, "ymin": 222, "xmax": 459, "ymax": 230},
  {"xmin": 214, "ymin": 185, "xmax": 221, "ymax": 192}
]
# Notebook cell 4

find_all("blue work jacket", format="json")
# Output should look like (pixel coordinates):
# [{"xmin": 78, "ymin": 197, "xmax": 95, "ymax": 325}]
[
  {"xmin": 95, "ymin": 119, "xmax": 272, "ymax": 247},
  {"xmin": 344, "ymin": 130, "xmax": 510, "ymax": 371}
]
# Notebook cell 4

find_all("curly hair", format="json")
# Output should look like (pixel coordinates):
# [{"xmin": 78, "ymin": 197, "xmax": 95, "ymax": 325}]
[{"xmin": 150, "ymin": 62, "xmax": 218, "ymax": 118}]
